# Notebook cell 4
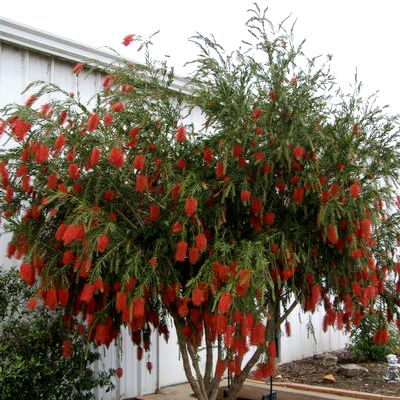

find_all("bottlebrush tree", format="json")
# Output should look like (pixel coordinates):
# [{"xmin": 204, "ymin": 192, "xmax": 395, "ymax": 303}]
[{"xmin": 1, "ymin": 6, "xmax": 400, "ymax": 400}]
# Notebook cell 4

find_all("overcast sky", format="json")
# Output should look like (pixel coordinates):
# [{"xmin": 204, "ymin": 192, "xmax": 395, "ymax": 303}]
[{"xmin": 1, "ymin": 0, "xmax": 399, "ymax": 111}]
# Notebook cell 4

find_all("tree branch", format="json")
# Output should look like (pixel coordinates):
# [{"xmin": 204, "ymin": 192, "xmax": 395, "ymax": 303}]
[{"xmin": 204, "ymin": 326, "xmax": 213, "ymax": 394}]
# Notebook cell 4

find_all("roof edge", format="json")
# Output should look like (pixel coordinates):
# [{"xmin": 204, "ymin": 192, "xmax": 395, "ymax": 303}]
[{"xmin": 0, "ymin": 16, "xmax": 192, "ymax": 94}]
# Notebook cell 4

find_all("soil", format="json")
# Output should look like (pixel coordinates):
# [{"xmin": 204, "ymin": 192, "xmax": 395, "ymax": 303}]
[{"xmin": 274, "ymin": 350, "xmax": 400, "ymax": 397}]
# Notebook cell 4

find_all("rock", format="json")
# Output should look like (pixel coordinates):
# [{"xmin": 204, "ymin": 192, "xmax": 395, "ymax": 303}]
[
  {"xmin": 323, "ymin": 373, "xmax": 336, "ymax": 383},
  {"xmin": 322, "ymin": 354, "xmax": 338, "ymax": 367},
  {"xmin": 313, "ymin": 353, "xmax": 324, "ymax": 360},
  {"xmin": 275, "ymin": 374, "xmax": 283, "ymax": 381},
  {"xmin": 336, "ymin": 350, "xmax": 357, "ymax": 364},
  {"xmin": 338, "ymin": 363, "xmax": 368, "ymax": 377}
]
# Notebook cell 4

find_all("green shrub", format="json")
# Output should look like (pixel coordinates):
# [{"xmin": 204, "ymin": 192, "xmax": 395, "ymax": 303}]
[
  {"xmin": 347, "ymin": 313, "xmax": 400, "ymax": 362},
  {"xmin": 0, "ymin": 268, "xmax": 115, "ymax": 400}
]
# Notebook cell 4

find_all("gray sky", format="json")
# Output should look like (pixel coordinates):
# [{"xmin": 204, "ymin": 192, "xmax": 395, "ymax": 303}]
[{"xmin": 1, "ymin": 0, "xmax": 399, "ymax": 111}]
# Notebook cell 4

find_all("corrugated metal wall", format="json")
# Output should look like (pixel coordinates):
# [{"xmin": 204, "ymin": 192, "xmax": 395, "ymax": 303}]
[{"xmin": 0, "ymin": 42, "xmax": 157, "ymax": 399}]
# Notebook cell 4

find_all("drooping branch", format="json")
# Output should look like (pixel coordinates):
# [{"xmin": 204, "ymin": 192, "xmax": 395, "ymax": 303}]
[{"xmin": 187, "ymin": 342, "xmax": 207, "ymax": 398}]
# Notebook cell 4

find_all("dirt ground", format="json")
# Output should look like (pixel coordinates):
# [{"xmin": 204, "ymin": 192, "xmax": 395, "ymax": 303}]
[{"xmin": 275, "ymin": 350, "xmax": 400, "ymax": 397}]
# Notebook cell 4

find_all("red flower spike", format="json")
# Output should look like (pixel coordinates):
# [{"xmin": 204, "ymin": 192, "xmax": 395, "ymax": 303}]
[
  {"xmin": 133, "ymin": 297, "xmax": 145, "ymax": 318},
  {"xmin": 62, "ymin": 340, "xmax": 72, "ymax": 359},
  {"xmin": 172, "ymin": 223, "xmax": 183, "ymax": 233},
  {"xmin": 263, "ymin": 211, "xmax": 275, "ymax": 226},
  {"xmin": 58, "ymin": 289, "xmax": 69, "ymax": 307},
  {"xmin": 215, "ymin": 162, "xmax": 225, "ymax": 179},
  {"xmin": 62, "ymin": 250, "xmax": 74, "ymax": 265},
  {"xmin": 293, "ymin": 187, "xmax": 304, "ymax": 204},
  {"xmin": 104, "ymin": 113, "xmax": 113, "ymax": 126},
  {"xmin": 176, "ymin": 125, "xmax": 187, "ymax": 142},
  {"xmin": 150, "ymin": 204, "xmax": 160, "ymax": 221},
  {"xmin": 72, "ymin": 63, "xmax": 84, "ymax": 74},
  {"xmin": 54, "ymin": 134, "xmax": 66, "ymax": 153},
  {"xmin": 89, "ymin": 147, "xmax": 101, "ymax": 167},
  {"xmin": 12, "ymin": 119, "xmax": 31, "ymax": 141},
  {"xmin": 218, "ymin": 292, "xmax": 232, "ymax": 314},
  {"xmin": 240, "ymin": 191, "xmax": 251, "ymax": 203},
  {"xmin": 349, "ymin": 182, "xmax": 361, "ymax": 199},
  {"xmin": 251, "ymin": 198, "xmax": 263, "ymax": 214},
  {"xmin": 26, "ymin": 298, "xmax": 38, "ymax": 310},
  {"xmin": 185, "ymin": 198, "xmax": 197, "ymax": 217},
  {"xmin": 195, "ymin": 233, "xmax": 207, "ymax": 251},
  {"xmin": 20, "ymin": 262, "xmax": 35, "ymax": 285},
  {"xmin": 293, "ymin": 145, "xmax": 304, "ymax": 159},
  {"xmin": 98, "ymin": 234, "xmax": 109, "ymax": 253},
  {"xmin": 327, "ymin": 225, "xmax": 338, "ymax": 245},
  {"xmin": 111, "ymin": 101, "xmax": 125, "ymax": 112},
  {"xmin": 122, "ymin": 34, "xmax": 134, "ymax": 46},
  {"xmin": 175, "ymin": 242, "xmax": 188, "ymax": 262},
  {"xmin": 192, "ymin": 288, "xmax": 205, "ymax": 306},
  {"xmin": 45, "ymin": 288, "xmax": 58, "ymax": 309},
  {"xmin": 189, "ymin": 247, "xmax": 200, "ymax": 265},
  {"xmin": 203, "ymin": 148, "xmax": 213, "ymax": 163},
  {"xmin": 116, "ymin": 368, "xmax": 123, "ymax": 378},
  {"xmin": 86, "ymin": 113, "xmax": 100, "ymax": 132},
  {"xmin": 135, "ymin": 175, "xmax": 148, "ymax": 192},
  {"xmin": 267, "ymin": 341, "xmax": 277, "ymax": 358},
  {"xmin": 80, "ymin": 284, "xmax": 95, "ymax": 303},
  {"xmin": 134, "ymin": 154, "xmax": 145, "ymax": 171},
  {"xmin": 109, "ymin": 147, "xmax": 124, "ymax": 168},
  {"xmin": 68, "ymin": 163, "xmax": 80, "ymax": 180},
  {"xmin": 285, "ymin": 321, "xmax": 291, "ymax": 337},
  {"xmin": 252, "ymin": 108, "xmax": 262, "ymax": 120}
]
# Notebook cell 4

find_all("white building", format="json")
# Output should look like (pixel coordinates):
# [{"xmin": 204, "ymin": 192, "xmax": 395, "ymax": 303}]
[{"xmin": 0, "ymin": 17, "xmax": 348, "ymax": 399}]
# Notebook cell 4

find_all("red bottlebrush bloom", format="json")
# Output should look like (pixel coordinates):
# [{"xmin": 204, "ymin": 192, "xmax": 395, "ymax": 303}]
[
  {"xmin": 97, "ymin": 234, "xmax": 109, "ymax": 253},
  {"xmin": 20, "ymin": 262, "xmax": 34, "ymax": 285},
  {"xmin": 111, "ymin": 101, "xmax": 125, "ymax": 112},
  {"xmin": 233, "ymin": 143, "xmax": 243, "ymax": 158},
  {"xmin": 176, "ymin": 125, "xmax": 187, "ymax": 142},
  {"xmin": 263, "ymin": 211, "xmax": 275, "ymax": 226},
  {"xmin": 72, "ymin": 63, "xmax": 84, "ymax": 74},
  {"xmin": 268, "ymin": 90, "xmax": 277, "ymax": 101},
  {"xmin": 285, "ymin": 321, "xmax": 291, "ymax": 337},
  {"xmin": 255, "ymin": 127, "xmax": 263, "ymax": 135},
  {"xmin": 192, "ymin": 288, "xmax": 205, "ymax": 306},
  {"xmin": 25, "ymin": 95, "xmax": 36, "ymax": 107},
  {"xmin": 293, "ymin": 187, "xmax": 304, "ymax": 204},
  {"xmin": 135, "ymin": 175, "xmax": 147, "ymax": 192},
  {"xmin": 252, "ymin": 108, "xmax": 262, "ymax": 119},
  {"xmin": 87, "ymin": 147, "xmax": 100, "ymax": 169},
  {"xmin": 241, "ymin": 190, "xmax": 251, "ymax": 203},
  {"xmin": 103, "ymin": 189, "xmax": 114, "ymax": 201},
  {"xmin": 134, "ymin": 154, "xmax": 145, "ymax": 171},
  {"xmin": 54, "ymin": 134, "xmax": 66, "ymax": 152},
  {"xmin": 108, "ymin": 147, "xmax": 124, "ymax": 168},
  {"xmin": 104, "ymin": 113, "xmax": 113, "ymax": 126},
  {"xmin": 133, "ymin": 297, "xmax": 145, "ymax": 318},
  {"xmin": 268, "ymin": 341, "xmax": 277, "ymax": 358},
  {"xmin": 175, "ymin": 241, "xmax": 188, "ymax": 262},
  {"xmin": 0, "ymin": 119, "xmax": 7, "ymax": 134},
  {"xmin": 171, "ymin": 183, "xmax": 182, "ymax": 200},
  {"xmin": 236, "ymin": 269, "xmax": 251, "ymax": 296},
  {"xmin": 150, "ymin": 204, "xmax": 160, "ymax": 221},
  {"xmin": 45, "ymin": 288, "xmax": 58, "ymax": 309},
  {"xmin": 360, "ymin": 219, "xmax": 371, "ymax": 240},
  {"xmin": 215, "ymin": 162, "xmax": 225, "ymax": 179},
  {"xmin": 178, "ymin": 301, "xmax": 189, "ymax": 317},
  {"xmin": 172, "ymin": 222, "xmax": 183, "ymax": 233},
  {"xmin": 34, "ymin": 144, "xmax": 50, "ymax": 163},
  {"xmin": 62, "ymin": 250, "xmax": 74, "ymax": 265},
  {"xmin": 293, "ymin": 145, "xmax": 304, "ymax": 159},
  {"xmin": 185, "ymin": 197, "xmax": 197, "ymax": 217},
  {"xmin": 275, "ymin": 180, "xmax": 286, "ymax": 193},
  {"xmin": 352, "ymin": 249, "xmax": 362, "ymax": 259},
  {"xmin": 251, "ymin": 198, "xmax": 263, "ymax": 214},
  {"xmin": 62, "ymin": 340, "xmax": 72, "ymax": 359},
  {"xmin": 176, "ymin": 159, "xmax": 187, "ymax": 169},
  {"xmin": 349, "ymin": 182, "xmax": 361, "ymax": 199},
  {"xmin": 189, "ymin": 247, "xmax": 200, "ymax": 265},
  {"xmin": 122, "ymin": 34, "xmax": 134, "ymax": 46},
  {"xmin": 4, "ymin": 186, "xmax": 14, "ymax": 202},
  {"xmin": 116, "ymin": 292, "xmax": 127, "ymax": 312},
  {"xmin": 80, "ymin": 284, "xmax": 94, "ymax": 303},
  {"xmin": 12, "ymin": 119, "xmax": 31, "ymax": 141},
  {"xmin": 218, "ymin": 292, "xmax": 232, "ymax": 314},
  {"xmin": 68, "ymin": 163, "xmax": 80, "ymax": 180},
  {"xmin": 215, "ymin": 359, "xmax": 227, "ymax": 377},
  {"xmin": 254, "ymin": 151, "xmax": 264, "ymax": 161},
  {"xmin": 58, "ymin": 289, "xmax": 69, "ymax": 307},
  {"xmin": 195, "ymin": 233, "xmax": 207, "ymax": 251},
  {"xmin": 16, "ymin": 165, "xmax": 28, "ymax": 177},
  {"xmin": 26, "ymin": 297, "xmax": 38, "ymax": 310},
  {"xmin": 116, "ymin": 368, "xmax": 123, "ymax": 379},
  {"xmin": 263, "ymin": 163, "xmax": 271, "ymax": 174},
  {"xmin": 203, "ymin": 148, "xmax": 213, "ymax": 163},
  {"xmin": 86, "ymin": 113, "xmax": 100, "ymax": 132},
  {"xmin": 146, "ymin": 362, "xmax": 153, "ymax": 373},
  {"xmin": 327, "ymin": 225, "xmax": 338, "ymax": 244}
]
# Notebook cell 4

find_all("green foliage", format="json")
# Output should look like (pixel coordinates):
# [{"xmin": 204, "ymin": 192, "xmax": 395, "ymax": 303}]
[
  {"xmin": 347, "ymin": 314, "xmax": 400, "ymax": 362},
  {"xmin": 0, "ymin": 268, "xmax": 115, "ymax": 400}
]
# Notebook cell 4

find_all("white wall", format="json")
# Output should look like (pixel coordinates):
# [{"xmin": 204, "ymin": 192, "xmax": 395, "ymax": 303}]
[{"xmin": 280, "ymin": 304, "xmax": 348, "ymax": 364}]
